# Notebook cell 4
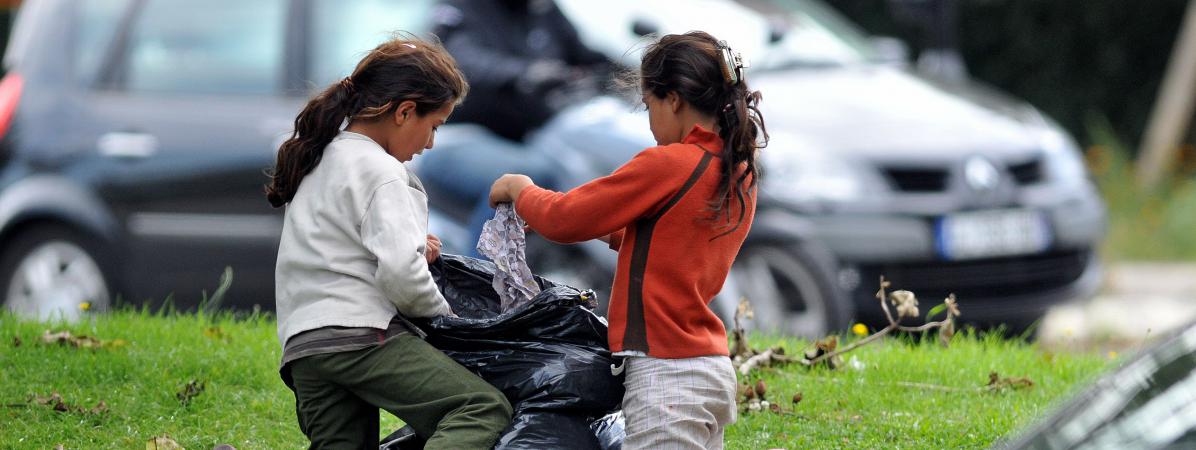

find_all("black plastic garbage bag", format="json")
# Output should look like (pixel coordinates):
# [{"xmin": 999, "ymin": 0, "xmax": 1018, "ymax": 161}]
[
  {"xmin": 591, "ymin": 412, "xmax": 625, "ymax": 450},
  {"xmin": 380, "ymin": 255, "xmax": 625, "ymax": 450}
]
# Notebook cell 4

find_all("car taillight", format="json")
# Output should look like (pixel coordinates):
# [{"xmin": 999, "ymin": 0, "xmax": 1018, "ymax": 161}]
[{"xmin": 0, "ymin": 73, "xmax": 23, "ymax": 139}]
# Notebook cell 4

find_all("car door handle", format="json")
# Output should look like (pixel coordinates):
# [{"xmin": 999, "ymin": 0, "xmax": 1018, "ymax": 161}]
[{"xmin": 97, "ymin": 132, "xmax": 159, "ymax": 159}]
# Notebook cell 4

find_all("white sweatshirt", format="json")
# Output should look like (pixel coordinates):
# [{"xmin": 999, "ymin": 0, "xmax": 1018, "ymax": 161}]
[{"xmin": 275, "ymin": 131, "xmax": 451, "ymax": 347}]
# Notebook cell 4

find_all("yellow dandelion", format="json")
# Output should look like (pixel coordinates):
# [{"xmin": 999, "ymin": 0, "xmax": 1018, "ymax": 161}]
[
  {"xmin": 79, "ymin": 302, "xmax": 91, "ymax": 312},
  {"xmin": 1108, "ymin": 351, "xmax": 1118, "ymax": 360},
  {"xmin": 851, "ymin": 323, "xmax": 868, "ymax": 336}
]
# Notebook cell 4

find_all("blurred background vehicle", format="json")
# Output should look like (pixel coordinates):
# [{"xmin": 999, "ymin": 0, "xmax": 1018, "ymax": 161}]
[
  {"xmin": 0, "ymin": 0, "xmax": 1105, "ymax": 338},
  {"xmin": 548, "ymin": 0, "xmax": 1107, "ymax": 332}
]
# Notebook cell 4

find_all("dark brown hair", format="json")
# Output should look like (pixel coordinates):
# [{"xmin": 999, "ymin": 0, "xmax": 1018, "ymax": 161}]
[
  {"xmin": 640, "ymin": 31, "xmax": 767, "ymax": 237},
  {"xmin": 265, "ymin": 35, "xmax": 469, "ymax": 207}
]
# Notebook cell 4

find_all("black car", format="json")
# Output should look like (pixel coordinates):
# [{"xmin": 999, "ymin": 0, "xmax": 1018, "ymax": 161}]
[{"xmin": 0, "ymin": 0, "xmax": 429, "ymax": 319}]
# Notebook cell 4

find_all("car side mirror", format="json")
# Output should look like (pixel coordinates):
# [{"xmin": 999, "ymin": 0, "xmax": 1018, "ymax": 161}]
[
  {"xmin": 631, "ymin": 18, "xmax": 658, "ymax": 37},
  {"xmin": 869, "ymin": 36, "xmax": 910, "ymax": 67}
]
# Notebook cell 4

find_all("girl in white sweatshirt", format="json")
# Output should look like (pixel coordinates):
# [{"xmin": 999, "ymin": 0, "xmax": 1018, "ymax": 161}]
[{"xmin": 265, "ymin": 36, "xmax": 511, "ymax": 449}]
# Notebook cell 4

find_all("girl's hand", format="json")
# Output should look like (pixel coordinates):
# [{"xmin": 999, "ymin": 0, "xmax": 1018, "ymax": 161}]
[
  {"xmin": 425, "ymin": 234, "xmax": 441, "ymax": 264},
  {"xmin": 489, "ymin": 174, "xmax": 535, "ymax": 208}
]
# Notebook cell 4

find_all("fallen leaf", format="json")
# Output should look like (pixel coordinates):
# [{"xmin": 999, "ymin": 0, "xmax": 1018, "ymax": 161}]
[
  {"xmin": 815, "ymin": 336, "xmax": 839, "ymax": 353},
  {"xmin": 41, "ymin": 330, "xmax": 74, "ymax": 345},
  {"xmin": 754, "ymin": 380, "xmax": 767, "ymax": 400},
  {"xmin": 38, "ymin": 330, "xmax": 120, "ymax": 349},
  {"xmin": 12, "ymin": 336, "xmax": 20, "ymax": 347},
  {"xmin": 89, "ymin": 401, "xmax": 109, "ymax": 415},
  {"xmin": 176, "ymin": 380, "xmax": 206, "ymax": 406},
  {"xmin": 147, "ymin": 436, "xmax": 185, "ymax": 450},
  {"xmin": 986, "ymin": 371, "xmax": 1035, "ymax": 391},
  {"xmin": 792, "ymin": 392, "xmax": 803, "ymax": 404},
  {"xmin": 736, "ymin": 383, "xmax": 750, "ymax": 401},
  {"xmin": 29, "ymin": 392, "xmax": 107, "ymax": 415},
  {"xmin": 203, "ymin": 327, "xmax": 230, "ymax": 342}
]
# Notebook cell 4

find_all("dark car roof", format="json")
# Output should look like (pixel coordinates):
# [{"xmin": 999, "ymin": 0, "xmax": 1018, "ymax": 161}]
[{"xmin": 999, "ymin": 321, "xmax": 1196, "ymax": 449}]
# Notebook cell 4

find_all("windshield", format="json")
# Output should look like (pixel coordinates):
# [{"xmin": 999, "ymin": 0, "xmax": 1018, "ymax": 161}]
[
  {"xmin": 308, "ymin": 0, "xmax": 435, "ymax": 87},
  {"xmin": 556, "ymin": 0, "xmax": 876, "ymax": 70}
]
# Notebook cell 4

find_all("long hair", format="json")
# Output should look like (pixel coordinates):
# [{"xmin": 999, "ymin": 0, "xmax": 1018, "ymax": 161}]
[
  {"xmin": 265, "ymin": 35, "xmax": 469, "ymax": 207},
  {"xmin": 639, "ymin": 31, "xmax": 767, "ymax": 237}
]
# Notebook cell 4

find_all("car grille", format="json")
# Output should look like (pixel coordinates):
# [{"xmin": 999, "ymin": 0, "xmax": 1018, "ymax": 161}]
[
  {"xmin": 855, "ymin": 249, "xmax": 1090, "ymax": 302},
  {"xmin": 1009, "ymin": 158, "xmax": 1044, "ymax": 185},
  {"xmin": 883, "ymin": 167, "xmax": 948, "ymax": 192},
  {"xmin": 882, "ymin": 158, "xmax": 1046, "ymax": 193}
]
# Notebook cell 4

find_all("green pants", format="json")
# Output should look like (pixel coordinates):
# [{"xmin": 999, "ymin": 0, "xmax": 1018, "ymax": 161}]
[{"xmin": 284, "ymin": 334, "xmax": 513, "ymax": 449}]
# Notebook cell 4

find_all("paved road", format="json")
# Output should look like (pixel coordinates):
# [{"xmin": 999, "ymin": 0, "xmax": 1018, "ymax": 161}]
[{"xmin": 1037, "ymin": 262, "xmax": 1196, "ymax": 349}]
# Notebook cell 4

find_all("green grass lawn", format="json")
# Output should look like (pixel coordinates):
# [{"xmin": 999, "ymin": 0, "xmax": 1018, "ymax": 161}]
[{"xmin": 0, "ymin": 311, "xmax": 1111, "ymax": 449}]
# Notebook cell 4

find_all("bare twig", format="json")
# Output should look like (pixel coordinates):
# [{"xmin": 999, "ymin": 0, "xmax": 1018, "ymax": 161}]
[
  {"xmin": 739, "ymin": 348, "xmax": 777, "ymax": 377},
  {"xmin": 732, "ymin": 276, "xmax": 962, "ymax": 384},
  {"xmin": 809, "ymin": 323, "xmax": 896, "ymax": 366}
]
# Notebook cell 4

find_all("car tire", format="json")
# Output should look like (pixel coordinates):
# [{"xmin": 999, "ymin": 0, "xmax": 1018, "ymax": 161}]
[
  {"xmin": 721, "ymin": 241, "xmax": 854, "ymax": 339},
  {"xmin": 0, "ymin": 224, "xmax": 114, "ymax": 321}
]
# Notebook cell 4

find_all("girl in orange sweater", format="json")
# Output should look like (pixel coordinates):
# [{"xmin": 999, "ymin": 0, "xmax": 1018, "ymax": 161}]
[{"xmin": 489, "ymin": 31, "xmax": 767, "ymax": 449}]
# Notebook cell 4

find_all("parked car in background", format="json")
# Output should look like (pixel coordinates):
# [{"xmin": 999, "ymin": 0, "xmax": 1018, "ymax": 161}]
[
  {"xmin": 0, "ymin": 0, "xmax": 1104, "ymax": 336},
  {"xmin": 554, "ymin": 0, "xmax": 1106, "ymax": 330}
]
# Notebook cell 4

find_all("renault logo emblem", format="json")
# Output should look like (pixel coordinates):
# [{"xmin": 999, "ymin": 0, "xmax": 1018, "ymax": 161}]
[{"xmin": 964, "ymin": 156, "xmax": 1000, "ymax": 192}]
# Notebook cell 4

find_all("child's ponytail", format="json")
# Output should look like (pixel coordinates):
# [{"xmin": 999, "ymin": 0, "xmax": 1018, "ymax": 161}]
[
  {"xmin": 712, "ymin": 84, "xmax": 766, "ymax": 237},
  {"xmin": 266, "ymin": 35, "xmax": 468, "ymax": 207},
  {"xmin": 266, "ymin": 82, "xmax": 358, "ymax": 207},
  {"xmin": 640, "ymin": 32, "xmax": 768, "ymax": 238}
]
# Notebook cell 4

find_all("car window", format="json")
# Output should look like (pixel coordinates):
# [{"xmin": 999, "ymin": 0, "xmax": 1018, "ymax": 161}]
[
  {"xmin": 308, "ymin": 0, "xmax": 435, "ymax": 88},
  {"xmin": 122, "ymin": 0, "xmax": 285, "ymax": 95},
  {"xmin": 75, "ymin": 0, "xmax": 134, "ymax": 84}
]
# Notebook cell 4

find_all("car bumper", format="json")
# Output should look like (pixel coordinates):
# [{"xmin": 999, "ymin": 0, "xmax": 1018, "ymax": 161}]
[{"xmin": 755, "ymin": 190, "xmax": 1106, "ymax": 323}]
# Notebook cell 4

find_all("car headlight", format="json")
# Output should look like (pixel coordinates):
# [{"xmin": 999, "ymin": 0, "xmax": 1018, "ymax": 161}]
[
  {"xmin": 760, "ymin": 133, "xmax": 868, "ymax": 204},
  {"xmin": 1040, "ymin": 126, "xmax": 1089, "ymax": 186}
]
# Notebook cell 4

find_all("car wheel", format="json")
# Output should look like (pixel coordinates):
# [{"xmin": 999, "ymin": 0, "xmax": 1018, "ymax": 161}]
[
  {"xmin": 0, "ymin": 225, "xmax": 112, "ymax": 321},
  {"xmin": 723, "ymin": 242, "xmax": 853, "ymax": 339}
]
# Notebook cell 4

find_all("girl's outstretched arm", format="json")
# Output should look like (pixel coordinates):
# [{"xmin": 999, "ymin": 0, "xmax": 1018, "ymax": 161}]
[{"xmin": 488, "ymin": 146, "xmax": 691, "ymax": 245}]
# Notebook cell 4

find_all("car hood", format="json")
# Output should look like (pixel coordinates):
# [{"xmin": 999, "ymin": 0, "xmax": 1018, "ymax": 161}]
[{"xmin": 752, "ymin": 66, "xmax": 1044, "ymax": 161}]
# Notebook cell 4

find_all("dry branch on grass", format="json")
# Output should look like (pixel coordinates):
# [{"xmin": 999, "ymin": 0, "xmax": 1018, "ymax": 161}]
[
  {"xmin": 731, "ymin": 276, "xmax": 962, "ymax": 376},
  {"xmin": 730, "ymin": 276, "xmax": 967, "ymax": 413}
]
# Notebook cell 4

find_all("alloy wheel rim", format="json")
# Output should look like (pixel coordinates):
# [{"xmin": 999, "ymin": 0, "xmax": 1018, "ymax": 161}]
[
  {"xmin": 5, "ymin": 240, "xmax": 109, "ymax": 321},
  {"xmin": 733, "ymin": 247, "xmax": 828, "ymax": 338}
]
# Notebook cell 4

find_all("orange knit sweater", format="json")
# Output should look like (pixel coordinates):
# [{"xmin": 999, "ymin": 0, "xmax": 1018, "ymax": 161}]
[{"xmin": 515, "ymin": 125, "xmax": 755, "ymax": 358}]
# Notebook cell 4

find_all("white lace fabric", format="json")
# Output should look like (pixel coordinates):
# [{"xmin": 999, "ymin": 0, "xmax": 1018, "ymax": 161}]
[{"xmin": 476, "ymin": 204, "xmax": 542, "ymax": 310}]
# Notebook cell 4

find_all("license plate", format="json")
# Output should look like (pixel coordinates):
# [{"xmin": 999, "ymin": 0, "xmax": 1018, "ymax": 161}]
[{"xmin": 935, "ymin": 209, "xmax": 1052, "ymax": 260}]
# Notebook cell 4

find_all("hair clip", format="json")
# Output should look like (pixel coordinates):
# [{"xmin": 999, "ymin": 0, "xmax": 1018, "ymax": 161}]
[
  {"xmin": 339, "ymin": 77, "xmax": 355, "ymax": 93},
  {"xmin": 717, "ymin": 40, "xmax": 747, "ymax": 86}
]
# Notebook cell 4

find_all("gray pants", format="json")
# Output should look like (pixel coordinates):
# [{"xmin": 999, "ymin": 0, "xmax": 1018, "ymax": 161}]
[{"xmin": 622, "ymin": 355, "xmax": 738, "ymax": 450}]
